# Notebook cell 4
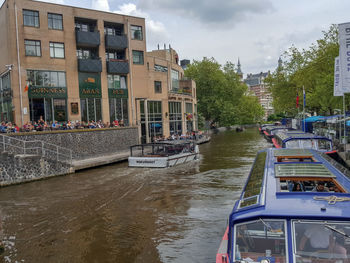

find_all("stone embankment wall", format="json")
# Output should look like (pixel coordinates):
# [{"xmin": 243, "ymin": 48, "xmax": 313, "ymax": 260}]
[
  {"xmin": 7, "ymin": 127, "xmax": 139, "ymax": 160},
  {"xmin": 0, "ymin": 152, "xmax": 72, "ymax": 187}
]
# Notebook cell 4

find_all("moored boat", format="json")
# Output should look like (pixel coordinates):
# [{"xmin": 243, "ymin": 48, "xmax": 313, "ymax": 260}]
[
  {"xmin": 128, "ymin": 141, "xmax": 199, "ymax": 168},
  {"xmin": 263, "ymin": 126, "xmax": 293, "ymax": 142},
  {"xmin": 217, "ymin": 148, "xmax": 350, "ymax": 263}
]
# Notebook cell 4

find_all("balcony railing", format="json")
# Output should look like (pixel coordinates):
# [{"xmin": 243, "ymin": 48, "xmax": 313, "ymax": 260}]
[
  {"xmin": 105, "ymin": 34, "xmax": 128, "ymax": 49},
  {"xmin": 107, "ymin": 60, "xmax": 129, "ymax": 74},
  {"xmin": 75, "ymin": 29, "xmax": 100, "ymax": 47},
  {"xmin": 78, "ymin": 58, "xmax": 102, "ymax": 72},
  {"xmin": 169, "ymin": 87, "xmax": 192, "ymax": 96}
]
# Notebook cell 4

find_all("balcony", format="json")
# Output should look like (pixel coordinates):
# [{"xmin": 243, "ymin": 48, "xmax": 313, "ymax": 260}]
[
  {"xmin": 107, "ymin": 60, "xmax": 129, "ymax": 74},
  {"xmin": 105, "ymin": 34, "xmax": 128, "ymax": 49},
  {"xmin": 75, "ymin": 30, "xmax": 100, "ymax": 47},
  {"xmin": 78, "ymin": 58, "xmax": 102, "ymax": 72},
  {"xmin": 169, "ymin": 79, "xmax": 194, "ymax": 96}
]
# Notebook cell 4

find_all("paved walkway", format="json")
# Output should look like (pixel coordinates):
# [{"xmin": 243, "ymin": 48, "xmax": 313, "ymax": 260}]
[{"xmin": 72, "ymin": 150, "xmax": 129, "ymax": 171}]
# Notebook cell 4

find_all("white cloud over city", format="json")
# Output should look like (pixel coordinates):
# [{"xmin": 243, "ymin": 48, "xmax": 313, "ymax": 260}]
[{"xmin": 2, "ymin": 0, "xmax": 350, "ymax": 75}]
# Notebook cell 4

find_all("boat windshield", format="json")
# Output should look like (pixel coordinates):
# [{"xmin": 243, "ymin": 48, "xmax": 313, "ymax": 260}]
[
  {"xmin": 285, "ymin": 139, "xmax": 331, "ymax": 151},
  {"xmin": 293, "ymin": 220, "xmax": 350, "ymax": 262},
  {"xmin": 234, "ymin": 219, "xmax": 287, "ymax": 263}
]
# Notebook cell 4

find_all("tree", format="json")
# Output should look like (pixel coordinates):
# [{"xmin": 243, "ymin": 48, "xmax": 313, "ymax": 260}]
[
  {"xmin": 185, "ymin": 58, "xmax": 264, "ymax": 126},
  {"xmin": 266, "ymin": 25, "xmax": 343, "ymax": 115}
]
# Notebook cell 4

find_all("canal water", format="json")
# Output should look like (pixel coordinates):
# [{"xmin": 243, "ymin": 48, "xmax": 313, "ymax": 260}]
[{"xmin": 0, "ymin": 128, "xmax": 270, "ymax": 263}]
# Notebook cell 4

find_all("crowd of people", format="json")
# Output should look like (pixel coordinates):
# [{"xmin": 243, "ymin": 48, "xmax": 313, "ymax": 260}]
[
  {"xmin": 288, "ymin": 180, "xmax": 340, "ymax": 192},
  {"xmin": 152, "ymin": 131, "xmax": 205, "ymax": 142},
  {"xmin": 0, "ymin": 117, "xmax": 126, "ymax": 133}
]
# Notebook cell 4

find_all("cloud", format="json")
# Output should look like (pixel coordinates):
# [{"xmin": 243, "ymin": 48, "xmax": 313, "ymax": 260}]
[
  {"xmin": 138, "ymin": 0, "xmax": 274, "ymax": 25},
  {"xmin": 91, "ymin": 0, "xmax": 110, "ymax": 12},
  {"xmin": 114, "ymin": 3, "xmax": 170, "ymax": 49}
]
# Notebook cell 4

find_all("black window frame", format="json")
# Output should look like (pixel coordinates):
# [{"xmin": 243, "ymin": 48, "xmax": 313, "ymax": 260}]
[
  {"xmin": 50, "ymin": 42, "xmax": 65, "ymax": 59},
  {"xmin": 24, "ymin": 39, "xmax": 41, "ymax": 57},
  {"xmin": 23, "ymin": 9, "xmax": 39, "ymax": 27},
  {"xmin": 132, "ymin": 50, "xmax": 144, "ymax": 65},
  {"xmin": 48, "ymin": 13, "xmax": 63, "ymax": 30},
  {"xmin": 130, "ymin": 25, "xmax": 143, "ymax": 40},
  {"xmin": 154, "ymin": 81, "xmax": 162, "ymax": 93}
]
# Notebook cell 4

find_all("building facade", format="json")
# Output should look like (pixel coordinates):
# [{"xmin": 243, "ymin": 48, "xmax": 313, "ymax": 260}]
[
  {"xmin": 244, "ymin": 72, "xmax": 274, "ymax": 119},
  {"xmin": 0, "ymin": 0, "xmax": 196, "ymax": 142}
]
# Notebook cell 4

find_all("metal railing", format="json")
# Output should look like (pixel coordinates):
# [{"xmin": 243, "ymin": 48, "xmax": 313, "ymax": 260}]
[{"xmin": 0, "ymin": 134, "xmax": 73, "ymax": 165}]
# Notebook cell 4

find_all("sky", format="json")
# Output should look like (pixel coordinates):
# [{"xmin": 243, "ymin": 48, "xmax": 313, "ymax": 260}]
[{"xmin": 3, "ymin": 0, "xmax": 350, "ymax": 76}]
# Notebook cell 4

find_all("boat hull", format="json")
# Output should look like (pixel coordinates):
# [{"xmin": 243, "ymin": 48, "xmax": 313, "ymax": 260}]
[{"xmin": 128, "ymin": 152, "xmax": 198, "ymax": 168}]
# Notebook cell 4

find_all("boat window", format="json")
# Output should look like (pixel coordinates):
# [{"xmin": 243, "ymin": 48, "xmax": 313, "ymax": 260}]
[
  {"xmin": 279, "ymin": 178, "xmax": 346, "ymax": 193},
  {"xmin": 235, "ymin": 219, "xmax": 287, "ymax": 263},
  {"xmin": 300, "ymin": 140, "xmax": 313, "ymax": 149},
  {"xmin": 293, "ymin": 220, "xmax": 350, "ymax": 262},
  {"xmin": 285, "ymin": 140, "xmax": 300, "ymax": 148},
  {"xmin": 318, "ymin": 140, "xmax": 332, "ymax": 151},
  {"xmin": 239, "ymin": 151, "xmax": 266, "ymax": 208}
]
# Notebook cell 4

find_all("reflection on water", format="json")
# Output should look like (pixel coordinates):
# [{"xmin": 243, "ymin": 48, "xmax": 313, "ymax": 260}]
[{"xmin": 0, "ymin": 128, "xmax": 270, "ymax": 262}]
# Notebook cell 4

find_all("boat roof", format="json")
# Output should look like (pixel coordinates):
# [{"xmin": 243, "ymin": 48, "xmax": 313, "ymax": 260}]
[
  {"xmin": 265, "ymin": 126, "xmax": 290, "ymax": 132},
  {"xmin": 275, "ymin": 131, "xmax": 332, "ymax": 142},
  {"xmin": 230, "ymin": 148, "xmax": 350, "ymax": 224}
]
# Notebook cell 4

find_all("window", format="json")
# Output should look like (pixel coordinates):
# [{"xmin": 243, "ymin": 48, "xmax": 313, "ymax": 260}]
[
  {"xmin": 76, "ymin": 49, "xmax": 98, "ymax": 59},
  {"xmin": 107, "ymin": 75, "xmax": 127, "ymax": 89},
  {"xmin": 130, "ymin": 25, "xmax": 143, "ymax": 40},
  {"xmin": 104, "ymin": 25, "xmax": 123, "ymax": 36},
  {"xmin": 132, "ymin": 50, "xmax": 144, "ymax": 64},
  {"xmin": 48, "ymin": 13, "xmax": 63, "ymax": 30},
  {"xmin": 105, "ymin": 50, "xmax": 125, "ymax": 61},
  {"xmin": 50, "ymin": 42, "xmax": 65, "ymax": 58},
  {"xmin": 75, "ymin": 22, "xmax": 94, "ymax": 32},
  {"xmin": 235, "ymin": 220, "xmax": 287, "ymax": 262},
  {"xmin": 154, "ymin": 81, "xmax": 162, "ymax": 93},
  {"xmin": 25, "ymin": 40, "xmax": 41, "ymax": 56},
  {"xmin": 154, "ymin": 64, "xmax": 168, "ymax": 72},
  {"xmin": 171, "ymin": 69, "xmax": 179, "ymax": 90},
  {"xmin": 23, "ymin": 10, "xmax": 39, "ymax": 27},
  {"xmin": 169, "ymin": 102, "xmax": 182, "ymax": 135},
  {"xmin": 109, "ymin": 98, "xmax": 128, "ymax": 124},
  {"xmin": 27, "ymin": 70, "xmax": 66, "ymax": 87}
]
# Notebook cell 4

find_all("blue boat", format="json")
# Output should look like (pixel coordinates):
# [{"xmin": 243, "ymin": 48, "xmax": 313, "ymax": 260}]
[
  {"xmin": 217, "ymin": 148, "xmax": 350, "ymax": 263},
  {"xmin": 272, "ymin": 132, "xmax": 335, "ymax": 154}
]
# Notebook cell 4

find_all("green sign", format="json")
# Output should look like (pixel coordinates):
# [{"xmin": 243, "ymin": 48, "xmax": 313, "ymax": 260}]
[
  {"xmin": 28, "ymin": 86, "xmax": 67, "ymax": 98},
  {"xmin": 79, "ymin": 73, "xmax": 101, "ymax": 98},
  {"xmin": 108, "ymin": 88, "xmax": 128, "ymax": 98}
]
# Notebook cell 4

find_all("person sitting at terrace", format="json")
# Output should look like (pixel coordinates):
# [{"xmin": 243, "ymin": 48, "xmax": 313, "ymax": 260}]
[
  {"xmin": 113, "ymin": 119, "xmax": 119, "ymax": 127},
  {"xmin": 312, "ymin": 181, "xmax": 329, "ymax": 192},
  {"xmin": 0, "ymin": 122, "xmax": 7, "ymax": 133},
  {"xmin": 119, "ymin": 119, "xmax": 124, "ymax": 127}
]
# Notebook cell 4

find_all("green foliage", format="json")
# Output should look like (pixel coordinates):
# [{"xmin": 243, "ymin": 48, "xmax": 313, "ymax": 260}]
[
  {"xmin": 266, "ymin": 25, "xmax": 343, "ymax": 115},
  {"xmin": 185, "ymin": 58, "xmax": 264, "ymax": 126}
]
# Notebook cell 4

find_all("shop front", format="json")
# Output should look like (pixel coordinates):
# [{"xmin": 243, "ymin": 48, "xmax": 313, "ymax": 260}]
[
  {"xmin": 27, "ymin": 70, "xmax": 67, "ymax": 123},
  {"xmin": 79, "ymin": 72, "xmax": 102, "ymax": 122},
  {"xmin": 185, "ymin": 102, "xmax": 193, "ymax": 132},
  {"xmin": 108, "ymin": 74, "xmax": 129, "ymax": 125}
]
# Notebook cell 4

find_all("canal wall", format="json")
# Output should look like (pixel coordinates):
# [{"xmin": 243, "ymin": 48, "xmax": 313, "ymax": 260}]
[
  {"xmin": 6, "ymin": 127, "xmax": 139, "ymax": 160},
  {"xmin": 0, "ymin": 152, "xmax": 72, "ymax": 187}
]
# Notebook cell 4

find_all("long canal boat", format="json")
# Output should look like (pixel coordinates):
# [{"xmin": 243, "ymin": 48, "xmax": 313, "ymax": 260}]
[
  {"xmin": 217, "ymin": 148, "xmax": 350, "ymax": 263},
  {"xmin": 128, "ymin": 141, "xmax": 199, "ymax": 168}
]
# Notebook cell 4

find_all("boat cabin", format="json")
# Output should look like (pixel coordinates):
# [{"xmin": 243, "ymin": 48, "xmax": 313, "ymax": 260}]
[
  {"xmin": 272, "ymin": 132, "xmax": 334, "ymax": 153},
  {"xmin": 263, "ymin": 126, "xmax": 293, "ymax": 142},
  {"xmin": 217, "ymin": 148, "xmax": 350, "ymax": 263}
]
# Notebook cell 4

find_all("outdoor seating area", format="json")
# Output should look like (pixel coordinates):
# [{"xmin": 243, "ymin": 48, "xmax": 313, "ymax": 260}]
[{"xmin": 0, "ymin": 118, "xmax": 126, "ymax": 133}]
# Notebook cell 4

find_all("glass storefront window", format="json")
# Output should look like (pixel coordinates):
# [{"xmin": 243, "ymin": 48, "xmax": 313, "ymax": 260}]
[
  {"xmin": 109, "ymin": 98, "xmax": 128, "ymax": 125},
  {"xmin": 169, "ymin": 101, "xmax": 182, "ymax": 135},
  {"xmin": 29, "ymin": 98, "xmax": 67, "ymax": 123},
  {"xmin": 80, "ymin": 98, "xmax": 102, "ymax": 122}
]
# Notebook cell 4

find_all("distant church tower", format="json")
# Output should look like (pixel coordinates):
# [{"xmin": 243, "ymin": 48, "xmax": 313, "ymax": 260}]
[
  {"xmin": 236, "ymin": 58, "xmax": 243, "ymax": 80},
  {"xmin": 277, "ymin": 57, "xmax": 283, "ymax": 71}
]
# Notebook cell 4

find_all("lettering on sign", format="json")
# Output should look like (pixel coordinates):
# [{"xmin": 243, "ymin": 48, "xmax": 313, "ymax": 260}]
[
  {"xmin": 82, "ymin": 89, "xmax": 100, "ymax": 95},
  {"xmin": 31, "ymin": 87, "xmax": 66, "ymax": 94},
  {"xmin": 112, "ymin": 89, "xmax": 125, "ymax": 95},
  {"xmin": 136, "ymin": 160, "xmax": 156, "ymax": 164}
]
